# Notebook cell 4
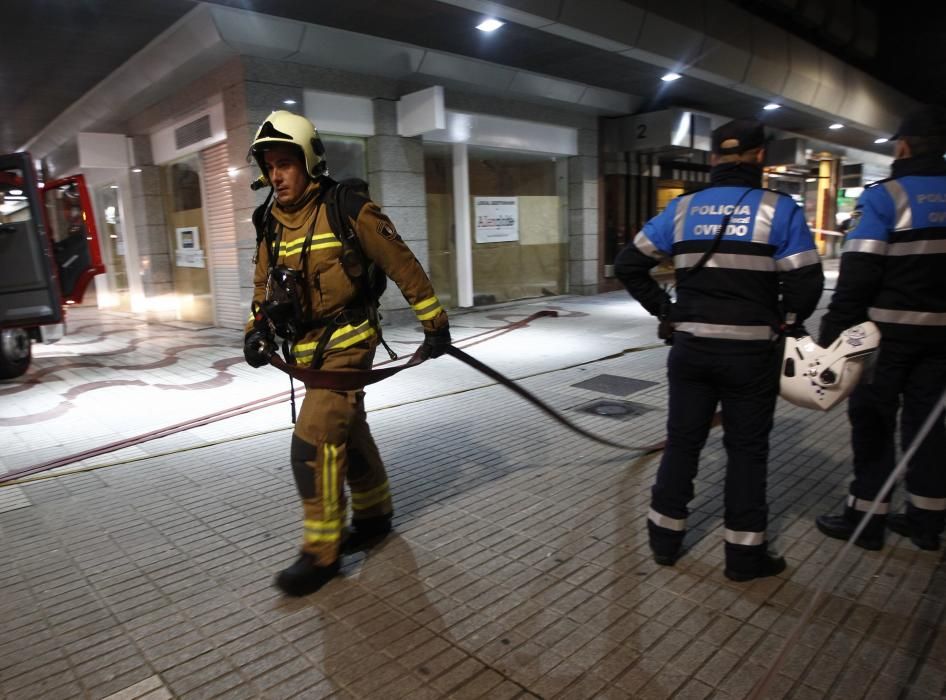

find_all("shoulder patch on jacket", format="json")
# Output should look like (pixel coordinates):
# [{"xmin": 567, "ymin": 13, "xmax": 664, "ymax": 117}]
[{"xmin": 377, "ymin": 217, "xmax": 400, "ymax": 241}]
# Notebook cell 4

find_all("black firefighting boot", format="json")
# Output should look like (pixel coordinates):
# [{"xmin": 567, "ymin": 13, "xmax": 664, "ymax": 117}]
[
  {"xmin": 887, "ymin": 513, "xmax": 941, "ymax": 551},
  {"xmin": 342, "ymin": 513, "xmax": 393, "ymax": 554},
  {"xmin": 816, "ymin": 507, "xmax": 885, "ymax": 551},
  {"xmin": 274, "ymin": 552, "xmax": 340, "ymax": 596}
]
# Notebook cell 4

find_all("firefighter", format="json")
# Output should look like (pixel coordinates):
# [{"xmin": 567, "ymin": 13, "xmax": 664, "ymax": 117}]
[
  {"xmin": 243, "ymin": 111, "xmax": 451, "ymax": 595},
  {"xmin": 816, "ymin": 105, "xmax": 946, "ymax": 552},
  {"xmin": 615, "ymin": 119, "xmax": 823, "ymax": 581}
]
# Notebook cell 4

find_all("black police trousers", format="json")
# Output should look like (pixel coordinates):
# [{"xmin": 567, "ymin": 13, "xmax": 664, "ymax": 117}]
[
  {"xmin": 847, "ymin": 338, "xmax": 946, "ymax": 536},
  {"xmin": 648, "ymin": 333, "xmax": 779, "ymax": 573}
]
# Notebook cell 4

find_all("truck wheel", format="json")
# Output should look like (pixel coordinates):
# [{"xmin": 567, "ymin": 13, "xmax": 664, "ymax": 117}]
[{"xmin": 0, "ymin": 328, "xmax": 31, "ymax": 379}]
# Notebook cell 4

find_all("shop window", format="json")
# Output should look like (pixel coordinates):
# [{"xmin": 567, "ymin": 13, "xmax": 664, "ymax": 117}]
[{"xmin": 468, "ymin": 147, "xmax": 565, "ymax": 304}]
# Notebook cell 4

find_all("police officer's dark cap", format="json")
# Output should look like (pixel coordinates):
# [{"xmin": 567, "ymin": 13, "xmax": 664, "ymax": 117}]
[
  {"xmin": 893, "ymin": 105, "xmax": 946, "ymax": 140},
  {"xmin": 712, "ymin": 119, "xmax": 766, "ymax": 155}
]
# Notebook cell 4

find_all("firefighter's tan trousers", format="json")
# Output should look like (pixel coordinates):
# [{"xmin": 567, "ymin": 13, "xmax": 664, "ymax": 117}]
[{"xmin": 290, "ymin": 344, "xmax": 392, "ymax": 565}]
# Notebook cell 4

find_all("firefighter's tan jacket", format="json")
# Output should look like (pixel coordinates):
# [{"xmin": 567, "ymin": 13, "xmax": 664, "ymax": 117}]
[{"xmin": 246, "ymin": 179, "xmax": 447, "ymax": 366}]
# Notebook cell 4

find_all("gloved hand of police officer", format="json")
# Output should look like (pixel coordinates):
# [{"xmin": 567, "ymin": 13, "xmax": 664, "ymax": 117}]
[
  {"xmin": 419, "ymin": 325, "xmax": 451, "ymax": 360},
  {"xmin": 817, "ymin": 317, "xmax": 847, "ymax": 348},
  {"xmin": 244, "ymin": 330, "xmax": 277, "ymax": 368},
  {"xmin": 782, "ymin": 323, "xmax": 810, "ymax": 339}
]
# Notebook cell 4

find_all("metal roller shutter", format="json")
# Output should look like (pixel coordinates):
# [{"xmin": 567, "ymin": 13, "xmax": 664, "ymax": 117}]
[{"xmin": 200, "ymin": 142, "xmax": 242, "ymax": 329}]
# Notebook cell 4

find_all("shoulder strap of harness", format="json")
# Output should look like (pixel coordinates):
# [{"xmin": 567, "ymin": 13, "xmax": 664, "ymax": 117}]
[{"xmin": 324, "ymin": 180, "xmax": 397, "ymax": 360}]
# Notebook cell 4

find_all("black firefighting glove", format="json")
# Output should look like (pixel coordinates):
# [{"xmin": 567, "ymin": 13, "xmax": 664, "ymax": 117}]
[
  {"xmin": 244, "ymin": 330, "xmax": 276, "ymax": 368},
  {"xmin": 419, "ymin": 325, "xmax": 451, "ymax": 360}
]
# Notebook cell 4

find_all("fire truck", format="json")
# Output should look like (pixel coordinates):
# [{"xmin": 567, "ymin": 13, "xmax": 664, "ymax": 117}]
[{"xmin": 0, "ymin": 152, "xmax": 105, "ymax": 378}]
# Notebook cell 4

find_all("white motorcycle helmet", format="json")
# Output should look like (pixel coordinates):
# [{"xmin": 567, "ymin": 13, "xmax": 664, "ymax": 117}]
[
  {"xmin": 780, "ymin": 322, "xmax": 881, "ymax": 411},
  {"xmin": 248, "ymin": 110, "xmax": 327, "ymax": 184}
]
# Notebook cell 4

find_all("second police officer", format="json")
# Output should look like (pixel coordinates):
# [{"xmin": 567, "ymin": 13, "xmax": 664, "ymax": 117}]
[
  {"xmin": 615, "ymin": 119, "xmax": 824, "ymax": 581},
  {"xmin": 816, "ymin": 105, "xmax": 946, "ymax": 552}
]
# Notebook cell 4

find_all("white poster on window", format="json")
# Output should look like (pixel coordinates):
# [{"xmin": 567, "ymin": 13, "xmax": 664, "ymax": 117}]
[
  {"xmin": 474, "ymin": 197, "xmax": 519, "ymax": 243},
  {"xmin": 175, "ymin": 226, "xmax": 206, "ymax": 268}
]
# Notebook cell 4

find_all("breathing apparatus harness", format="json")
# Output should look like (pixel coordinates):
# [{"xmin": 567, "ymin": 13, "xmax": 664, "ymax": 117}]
[{"xmin": 250, "ymin": 178, "xmax": 398, "ymax": 420}]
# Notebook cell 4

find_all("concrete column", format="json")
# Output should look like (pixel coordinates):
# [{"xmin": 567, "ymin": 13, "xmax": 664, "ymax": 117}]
[
  {"xmin": 567, "ymin": 126, "xmax": 600, "ymax": 295},
  {"xmin": 452, "ymin": 143, "xmax": 473, "ymax": 308},
  {"xmin": 127, "ymin": 135, "xmax": 173, "ymax": 308},
  {"xmin": 368, "ymin": 98, "xmax": 429, "ymax": 313}
]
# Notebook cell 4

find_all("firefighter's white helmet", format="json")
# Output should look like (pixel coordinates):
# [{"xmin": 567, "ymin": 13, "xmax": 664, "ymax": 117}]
[
  {"xmin": 779, "ymin": 322, "xmax": 881, "ymax": 411},
  {"xmin": 248, "ymin": 110, "xmax": 326, "ymax": 182}
]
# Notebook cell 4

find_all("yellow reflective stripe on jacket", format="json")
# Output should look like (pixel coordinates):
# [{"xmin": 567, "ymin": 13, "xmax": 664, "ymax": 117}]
[
  {"xmin": 278, "ymin": 233, "xmax": 341, "ymax": 257},
  {"xmin": 351, "ymin": 480, "xmax": 391, "ymax": 510},
  {"xmin": 303, "ymin": 519, "xmax": 343, "ymax": 543},
  {"xmin": 291, "ymin": 321, "xmax": 377, "ymax": 364},
  {"xmin": 325, "ymin": 320, "xmax": 376, "ymax": 351},
  {"xmin": 412, "ymin": 295, "xmax": 444, "ymax": 321}
]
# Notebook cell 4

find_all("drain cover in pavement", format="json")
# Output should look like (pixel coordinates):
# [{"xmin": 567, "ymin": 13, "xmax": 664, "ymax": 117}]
[
  {"xmin": 574, "ymin": 398, "xmax": 655, "ymax": 420},
  {"xmin": 571, "ymin": 374, "xmax": 657, "ymax": 396}
]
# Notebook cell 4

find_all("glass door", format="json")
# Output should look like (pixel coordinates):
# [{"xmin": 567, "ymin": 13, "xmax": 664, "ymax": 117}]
[
  {"xmin": 95, "ymin": 184, "xmax": 130, "ymax": 310},
  {"xmin": 160, "ymin": 155, "xmax": 212, "ymax": 323}
]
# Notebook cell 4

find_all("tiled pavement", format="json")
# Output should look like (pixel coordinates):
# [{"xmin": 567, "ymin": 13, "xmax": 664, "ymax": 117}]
[{"xmin": 1, "ymin": 269, "xmax": 944, "ymax": 699}]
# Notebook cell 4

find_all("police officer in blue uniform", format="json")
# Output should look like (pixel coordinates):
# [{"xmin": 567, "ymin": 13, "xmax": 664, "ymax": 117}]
[
  {"xmin": 817, "ymin": 105, "xmax": 946, "ymax": 552},
  {"xmin": 616, "ymin": 119, "xmax": 823, "ymax": 581}
]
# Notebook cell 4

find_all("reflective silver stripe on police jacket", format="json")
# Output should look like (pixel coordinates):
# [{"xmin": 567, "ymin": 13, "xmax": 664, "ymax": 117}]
[
  {"xmin": 776, "ymin": 249, "xmax": 821, "ymax": 271},
  {"xmin": 843, "ymin": 238, "xmax": 887, "ymax": 255},
  {"xmin": 751, "ymin": 190, "xmax": 780, "ymax": 244},
  {"xmin": 633, "ymin": 231, "xmax": 663, "ymax": 260},
  {"xmin": 673, "ymin": 194, "xmax": 697, "ymax": 243},
  {"xmin": 674, "ymin": 252, "xmax": 775, "ymax": 272},
  {"xmin": 887, "ymin": 239, "xmax": 946, "ymax": 256},
  {"xmin": 648, "ymin": 508, "xmax": 686, "ymax": 531},
  {"xmin": 908, "ymin": 492, "xmax": 946, "ymax": 511},
  {"xmin": 724, "ymin": 528, "xmax": 765, "ymax": 546},
  {"xmin": 847, "ymin": 494, "xmax": 890, "ymax": 514},
  {"xmin": 883, "ymin": 180, "xmax": 913, "ymax": 231},
  {"xmin": 674, "ymin": 322, "xmax": 775, "ymax": 341},
  {"xmin": 868, "ymin": 308, "xmax": 946, "ymax": 326}
]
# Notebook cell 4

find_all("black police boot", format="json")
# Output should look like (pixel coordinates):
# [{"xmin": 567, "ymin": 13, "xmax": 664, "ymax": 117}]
[
  {"xmin": 887, "ymin": 513, "xmax": 941, "ymax": 551},
  {"xmin": 724, "ymin": 551, "xmax": 787, "ymax": 582},
  {"xmin": 816, "ymin": 511, "xmax": 885, "ymax": 551},
  {"xmin": 342, "ymin": 514, "xmax": 393, "ymax": 554},
  {"xmin": 650, "ymin": 544, "xmax": 682, "ymax": 566},
  {"xmin": 274, "ymin": 552, "xmax": 340, "ymax": 597},
  {"xmin": 647, "ymin": 520, "xmax": 684, "ymax": 566}
]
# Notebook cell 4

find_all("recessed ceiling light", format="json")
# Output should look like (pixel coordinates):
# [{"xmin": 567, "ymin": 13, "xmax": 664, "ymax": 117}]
[
  {"xmin": 829, "ymin": 123, "xmax": 844, "ymax": 130},
  {"xmin": 476, "ymin": 18, "xmax": 504, "ymax": 32},
  {"xmin": 282, "ymin": 99, "xmax": 297, "ymax": 106},
  {"xmin": 763, "ymin": 103, "xmax": 781, "ymax": 111},
  {"xmin": 661, "ymin": 72, "xmax": 682, "ymax": 82},
  {"xmin": 132, "ymin": 168, "xmax": 142, "ymax": 173},
  {"xmin": 874, "ymin": 137, "xmax": 889, "ymax": 144}
]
